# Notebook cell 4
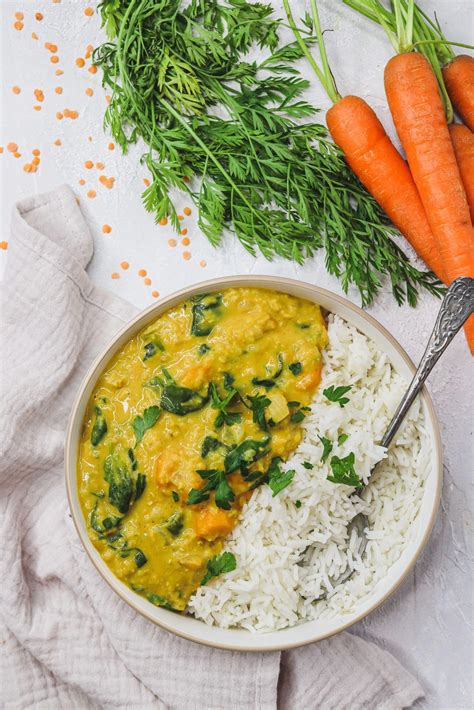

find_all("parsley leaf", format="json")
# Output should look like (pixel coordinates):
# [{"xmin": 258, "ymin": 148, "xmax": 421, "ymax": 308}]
[
  {"xmin": 210, "ymin": 382, "xmax": 241, "ymax": 428},
  {"xmin": 201, "ymin": 551, "xmax": 237, "ymax": 586},
  {"xmin": 327, "ymin": 452, "xmax": 362, "ymax": 486},
  {"xmin": 247, "ymin": 393, "xmax": 271, "ymax": 431},
  {"xmin": 290, "ymin": 410, "xmax": 306, "ymax": 423},
  {"xmin": 132, "ymin": 405, "xmax": 161, "ymax": 444},
  {"xmin": 171, "ymin": 490, "xmax": 179, "ymax": 502},
  {"xmin": 302, "ymin": 461, "xmax": 313, "ymax": 469},
  {"xmin": 318, "ymin": 435, "xmax": 333, "ymax": 463},
  {"xmin": 338, "ymin": 433, "xmax": 349, "ymax": 445},
  {"xmin": 267, "ymin": 457, "xmax": 296, "ymax": 496},
  {"xmin": 295, "ymin": 499, "xmax": 302, "ymax": 508},
  {"xmin": 187, "ymin": 469, "xmax": 235, "ymax": 510},
  {"xmin": 288, "ymin": 362, "xmax": 302, "ymax": 376},
  {"xmin": 323, "ymin": 385, "xmax": 352, "ymax": 408},
  {"xmin": 224, "ymin": 436, "xmax": 271, "ymax": 474}
]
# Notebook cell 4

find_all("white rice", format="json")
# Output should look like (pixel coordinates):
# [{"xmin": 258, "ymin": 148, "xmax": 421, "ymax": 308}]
[{"xmin": 188, "ymin": 315, "xmax": 430, "ymax": 632}]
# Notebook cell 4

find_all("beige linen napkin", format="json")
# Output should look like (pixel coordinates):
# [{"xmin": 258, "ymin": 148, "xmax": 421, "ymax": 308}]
[{"xmin": 0, "ymin": 185, "xmax": 425, "ymax": 710}]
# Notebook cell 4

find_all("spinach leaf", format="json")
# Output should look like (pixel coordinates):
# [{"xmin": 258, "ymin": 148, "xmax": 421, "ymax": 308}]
[
  {"xmin": 323, "ymin": 384, "xmax": 352, "ymax": 408},
  {"xmin": 134, "ymin": 549, "xmax": 148, "ymax": 568},
  {"xmin": 288, "ymin": 362, "xmax": 302, "ymax": 376},
  {"xmin": 267, "ymin": 457, "xmax": 295, "ymax": 496},
  {"xmin": 161, "ymin": 383, "xmax": 209, "ymax": 415},
  {"xmin": 224, "ymin": 436, "xmax": 271, "ymax": 474},
  {"xmin": 132, "ymin": 405, "xmax": 161, "ymax": 444},
  {"xmin": 252, "ymin": 353, "xmax": 284, "ymax": 389},
  {"xmin": 147, "ymin": 593, "xmax": 175, "ymax": 610},
  {"xmin": 327, "ymin": 452, "xmax": 361, "ymax": 486},
  {"xmin": 146, "ymin": 370, "xmax": 210, "ymax": 416},
  {"xmin": 104, "ymin": 447, "xmax": 135, "ymax": 514},
  {"xmin": 143, "ymin": 337, "xmax": 165, "ymax": 361},
  {"xmin": 210, "ymin": 382, "xmax": 241, "ymax": 428},
  {"xmin": 201, "ymin": 551, "xmax": 237, "ymax": 586},
  {"xmin": 191, "ymin": 293, "xmax": 223, "ymax": 336},
  {"xmin": 318, "ymin": 435, "xmax": 333, "ymax": 463},
  {"xmin": 103, "ymin": 515, "xmax": 123, "ymax": 530},
  {"xmin": 165, "ymin": 511, "xmax": 185, "ymax": 536},
  {"xmin": 134, "ymin": 473, "xmax": 147, "ymax": 501},
  {"xmin": 91, "ymin": 406, "xmax": 108, "ymax": 446},
  {"xmin": 201, "ymin": 435, "xmax": 225, "ymax": 458},
  {"xmin": 247, "ymin": 393, "xmax": 271, "ymax": 431}
]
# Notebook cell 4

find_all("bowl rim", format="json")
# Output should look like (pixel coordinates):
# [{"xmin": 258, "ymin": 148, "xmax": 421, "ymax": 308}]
[{"xmin": 65, "ymin": 275, "xmax": 442, "ymax": 651}]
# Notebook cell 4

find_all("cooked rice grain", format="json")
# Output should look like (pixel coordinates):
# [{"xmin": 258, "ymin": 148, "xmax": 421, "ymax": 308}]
[{"xmin": 188, "ymin": 315, "xmax": 429, "ymax": 631}]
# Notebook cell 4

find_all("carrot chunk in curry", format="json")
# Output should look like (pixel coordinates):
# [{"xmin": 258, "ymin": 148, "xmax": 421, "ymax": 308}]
[{"xmin": 78, "ymin": 288, "xmax": 328, "ymax": 610}]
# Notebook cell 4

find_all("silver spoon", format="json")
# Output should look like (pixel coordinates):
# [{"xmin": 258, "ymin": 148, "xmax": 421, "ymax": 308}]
[{"xmin": 322, "ymin": 276, "xmax": 474, "ymax": 592}]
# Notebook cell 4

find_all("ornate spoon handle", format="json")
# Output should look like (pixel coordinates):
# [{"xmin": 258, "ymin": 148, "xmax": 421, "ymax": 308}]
[{"xmin": 381, "ymin": 277, "xmax": 474, "ymax": 449}]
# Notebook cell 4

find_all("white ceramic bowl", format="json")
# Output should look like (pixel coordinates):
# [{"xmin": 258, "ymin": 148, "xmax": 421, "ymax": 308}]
[{"xmin": 65, "ymin": 276, "xmax": 442, "ymax": 651}]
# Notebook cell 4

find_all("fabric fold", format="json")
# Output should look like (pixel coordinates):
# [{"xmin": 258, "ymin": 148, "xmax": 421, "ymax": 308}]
[{"xmin": 0, "ymin": 185, "xmax": 424, "ymax": 710}]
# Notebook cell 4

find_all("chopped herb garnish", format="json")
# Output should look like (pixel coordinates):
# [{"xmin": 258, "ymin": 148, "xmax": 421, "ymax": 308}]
[
  {"xmin": 247, "ymin": 393, "xmax": 271, "ymax": 431},
  {"xmin": 132, "ymin": 405, "xmax": 161, "ymax": 444},
  {"xmin": 267, "ymin": 456, "xmax": 295, "ymax": 496},
  {"xmin": 302, "ymin": 461, "xmax": 313, "ymax": 470},
  {"xmin": 290, "ymin": 410, "xmax": 306, "ymax": 423},
  {"xmin": 201, "ymin": 551, "xmax": 237, "ymax": 586},
  {"xmin": 171, "ymin": 490, "xmax": 179, "ymax": 502},
  {"xmin": 288, "ymin": 362, "xmax": 302, "ymax": 376},
  {"xmin": 287, "ymin": 400, "xmax": 300, "ymax": 408},
  {"xmin": 295, "ymin": 499, "xmax": 302, "ymax": 508},
  {"xmin": 223, "ymin": 372, "xmax": 235, "ymax": 390},
  {"xmin": 201, "ymin": 435, "xmax": 223, "ymax": 458},
  {"xmin": 318, "ymin": 435, "xmax": 333, "ymax": 463},
  {"xmin": 187, "ymin": 469, "xmax": 235, "ymax": 510},
  {"xmin": 224, "ymin": 436, "xmax": 271, "ymax": 474},
  {"xmin": 198, "ymin": 343, "xmax": 210, "ymax": 355},
  {"xmin": 91, "ymin": 406, "xmax": 107, "ymax": 446},
  {"xmin": 323, "ymin": 385, "xmax": 352, "ymax": 408},
  {"xmin": 297, "ymin": 323, "xmax": 310, "ymax": 329},
  {"xmin": 210, "ymin": 382, "xmax": 241, "ymax": 428},
  {"xmin": 338, "ymin": 433, "xmax": 349, "ymax": 445},
  {"xmin": 327, "ymin": 452, "xmax": 362, "ymax": 486}
]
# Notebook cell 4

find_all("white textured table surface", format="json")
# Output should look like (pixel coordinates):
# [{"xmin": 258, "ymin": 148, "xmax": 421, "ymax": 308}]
[{"xmin": 1, "ymin": 1, "xmax": 473, "ymax": 708}]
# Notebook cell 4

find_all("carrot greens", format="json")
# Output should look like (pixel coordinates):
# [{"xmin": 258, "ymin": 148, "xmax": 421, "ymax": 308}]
[{"xmin": 95, "ymin": 0, "xmax": 443, "ymax": 306}]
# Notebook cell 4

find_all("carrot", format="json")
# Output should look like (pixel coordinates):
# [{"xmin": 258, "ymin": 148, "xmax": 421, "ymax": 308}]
[
  {"xmin": 195, "ymin": 507, "xmax": 234, "ymax": 540},
  {"xmin": 449, "ymin": 124, "xmax": 474, "ymax": 223},
  {"xmin": 327, "ymin": 97, "xmax": 445, "ymax": 282},
  {"xmin": 442, "ymin": 55, "xmax": 474, "ymax": 132},
  {"xmin": 385, "ymin": 52, "xmax": 474, "ymax": 353},
  {"xmin": 284, "ymin": 0, "xmax": 445, "ymax": 283}
]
